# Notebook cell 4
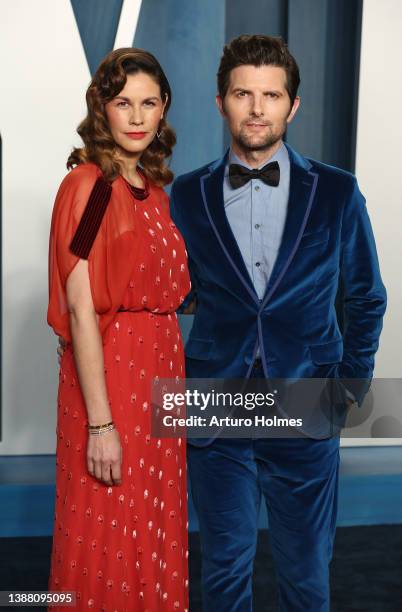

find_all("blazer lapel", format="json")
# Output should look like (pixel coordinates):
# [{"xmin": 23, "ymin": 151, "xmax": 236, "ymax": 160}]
[
  {"xmin": 200, "ymin": 152, "xmax": 260, "ymax": 305},
  {"xmin": 260, "ymin": 144, "xmax": 319, "ymax": 309}
]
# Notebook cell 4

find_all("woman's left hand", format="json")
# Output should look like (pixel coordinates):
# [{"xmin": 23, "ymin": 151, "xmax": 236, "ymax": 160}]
[{"xmin": 57, "ymin": 336, "xmax": 66, "ymax": 364}]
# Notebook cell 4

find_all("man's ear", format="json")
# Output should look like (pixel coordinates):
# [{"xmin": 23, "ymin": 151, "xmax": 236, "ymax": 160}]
[
  {"xmin": 287, "ymin": 95, "xmax": 300, "ymax": 125},
  {"xmin": 216, "ymin": 94, "xmax": 225, "ymax": 117}
]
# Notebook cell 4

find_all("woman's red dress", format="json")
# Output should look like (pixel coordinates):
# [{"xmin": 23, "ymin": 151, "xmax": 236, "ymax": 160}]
[{"xmin": 47, "ymin": 163, "xmax": 191, "ymax": 611}]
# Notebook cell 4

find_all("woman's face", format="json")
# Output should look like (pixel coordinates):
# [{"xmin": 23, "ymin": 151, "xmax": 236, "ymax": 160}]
[{"xmin": 105, "ymin": 71, "xmax": 167, "ymax": 157}]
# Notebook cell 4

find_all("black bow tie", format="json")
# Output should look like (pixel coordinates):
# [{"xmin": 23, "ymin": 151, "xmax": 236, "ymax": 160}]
[{"xmin": 229, "ymin": 161, "xmax": 280, "ymax": 189}]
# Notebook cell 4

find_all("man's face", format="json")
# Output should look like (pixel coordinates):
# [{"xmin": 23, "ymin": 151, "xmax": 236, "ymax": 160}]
[{"xmin": 216, "ymin": 64, "xmax": 300, "ymax": 153}]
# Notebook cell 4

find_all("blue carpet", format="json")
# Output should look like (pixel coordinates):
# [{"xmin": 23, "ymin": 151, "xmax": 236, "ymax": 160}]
[{"xmin": 0, "ymin": 447, "xmax": 401, "ymax": 537}]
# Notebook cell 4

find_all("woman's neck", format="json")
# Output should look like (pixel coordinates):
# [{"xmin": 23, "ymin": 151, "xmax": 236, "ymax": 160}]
[{"xmin": 117, "ymin": 152, "xmax": 144, "ymax": 188}]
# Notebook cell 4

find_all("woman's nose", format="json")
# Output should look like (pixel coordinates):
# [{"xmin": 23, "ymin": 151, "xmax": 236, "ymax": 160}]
[{"xmin": 129, "ymin": 106, "xmax": 143, "ymax": 125}]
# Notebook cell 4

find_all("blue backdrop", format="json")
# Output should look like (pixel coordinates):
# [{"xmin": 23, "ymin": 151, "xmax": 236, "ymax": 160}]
[{"xmin": 71, "ymin": 0, "xmax": 362, "ymax": 176}]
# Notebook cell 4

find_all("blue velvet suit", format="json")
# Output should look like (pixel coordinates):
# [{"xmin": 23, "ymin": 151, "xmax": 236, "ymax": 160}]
[{"xmin": 170, "ymin": 144, "xmax": 386, "ymax": 611}]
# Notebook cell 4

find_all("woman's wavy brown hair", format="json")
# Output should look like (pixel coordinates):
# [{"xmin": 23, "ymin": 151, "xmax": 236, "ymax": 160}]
[{"xmin": 67, "ymin": 48, "xmax": 176, "ymax": 186}]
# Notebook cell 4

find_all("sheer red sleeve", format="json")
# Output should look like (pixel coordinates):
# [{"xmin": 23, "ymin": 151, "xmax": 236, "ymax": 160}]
[{"xmin": 47, "ymin": 164, "xmax": 121, "ymax": 343}]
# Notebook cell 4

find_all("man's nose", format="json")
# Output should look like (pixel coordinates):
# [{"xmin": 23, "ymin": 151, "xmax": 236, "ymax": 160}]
[{"xmin": 250, "ymin": 95, "xmax": 264, "ymax": 117}]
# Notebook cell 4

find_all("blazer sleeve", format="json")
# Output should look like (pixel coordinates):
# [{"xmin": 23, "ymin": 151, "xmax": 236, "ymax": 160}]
[{"xmin": 338, "ymin": 177, "xmax": 387, "ymax": 404}]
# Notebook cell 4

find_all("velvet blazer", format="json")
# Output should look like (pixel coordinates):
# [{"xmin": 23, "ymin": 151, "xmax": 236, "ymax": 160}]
[{"xmin": 170, "ymin": 144, "xmax": 386, "ymax": 440}]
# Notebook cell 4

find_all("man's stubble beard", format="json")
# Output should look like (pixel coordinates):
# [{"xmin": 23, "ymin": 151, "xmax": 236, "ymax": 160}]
[{"xmin": 234, "ymin": 120, "xmax": 287, "ymax": 154}]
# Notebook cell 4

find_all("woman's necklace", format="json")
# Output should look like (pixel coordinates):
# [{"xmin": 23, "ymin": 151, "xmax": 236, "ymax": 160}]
[{"xmin": 122, "ymin": 167, "xmax": 150, "ymax": 201}]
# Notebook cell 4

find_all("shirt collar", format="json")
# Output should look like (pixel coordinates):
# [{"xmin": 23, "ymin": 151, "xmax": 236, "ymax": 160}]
[{"xmin": 227, "ymin": 141, "xmax": 288, "ymax": 173}]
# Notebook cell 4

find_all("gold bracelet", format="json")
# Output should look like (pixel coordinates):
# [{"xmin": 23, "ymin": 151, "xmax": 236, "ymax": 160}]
[
  {"xmin": 88, "ymin": 424, "xmax": 115, "ymax": 436},
  {"xmin": 87, "ymin": 420, "xmax": 114, "ymax": 430}
]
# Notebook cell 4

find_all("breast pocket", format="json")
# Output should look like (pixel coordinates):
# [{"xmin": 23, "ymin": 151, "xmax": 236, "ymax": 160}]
[{"xmin": 299, "ymin": 228, "xmax": 330, "ymax": 249}]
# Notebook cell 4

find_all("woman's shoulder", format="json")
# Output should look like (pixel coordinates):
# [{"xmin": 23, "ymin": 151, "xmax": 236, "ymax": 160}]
[
  {"xmin": 54, "ymin": 163, "xmax": 109, "ymax": 220},
  {"xmin": 59, "ymin": 162, "xmax": 103, "ymax": 192}
]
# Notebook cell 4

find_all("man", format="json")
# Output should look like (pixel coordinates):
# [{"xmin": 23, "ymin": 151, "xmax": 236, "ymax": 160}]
[{"xmin": 170, "ymin": 35, "xmax": 386, "ymax": 611}]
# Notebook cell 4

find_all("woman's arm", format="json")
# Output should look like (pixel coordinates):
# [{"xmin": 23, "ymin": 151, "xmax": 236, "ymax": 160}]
[{"xmin": 66, "ymin": 259, "xmax": 122, "ymax": 486}]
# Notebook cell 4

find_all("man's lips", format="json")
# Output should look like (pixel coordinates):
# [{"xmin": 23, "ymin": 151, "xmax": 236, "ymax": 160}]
[{"xmin": 245, "ymin": 122, "xmax": 270, "ymax": 127}]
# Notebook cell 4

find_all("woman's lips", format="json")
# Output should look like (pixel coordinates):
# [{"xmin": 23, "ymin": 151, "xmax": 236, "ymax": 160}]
[{"xmin": 125, "ymin": 132, "xmax": 147, "ymax": 140}]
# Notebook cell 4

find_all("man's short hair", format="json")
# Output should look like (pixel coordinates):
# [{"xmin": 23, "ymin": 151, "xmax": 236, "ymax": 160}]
[{"xmin": 217, "ymin": 34, "xmax": 300, "ymax": 105}]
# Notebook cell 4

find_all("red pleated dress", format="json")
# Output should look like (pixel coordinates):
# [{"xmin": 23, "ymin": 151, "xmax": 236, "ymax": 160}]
[{"xmin": 47, "ymin": 163, "xmax": 191, "ymax": 611}]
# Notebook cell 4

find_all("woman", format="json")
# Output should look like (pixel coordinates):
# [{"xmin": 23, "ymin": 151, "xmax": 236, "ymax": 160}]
[{"xmin": 47, "ymin": 48, "xmax": 190, "ymax": 611}]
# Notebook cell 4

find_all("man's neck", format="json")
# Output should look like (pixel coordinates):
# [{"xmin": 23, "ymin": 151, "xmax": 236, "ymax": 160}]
[{"xmin": 230, "ymin": 139, "xmax": 283, "ymax": 169}]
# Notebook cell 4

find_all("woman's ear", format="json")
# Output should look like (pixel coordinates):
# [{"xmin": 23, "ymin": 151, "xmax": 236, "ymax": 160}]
[{"xmin": 161, "ymin": 93, "xmax": 169, "ymax": 117}]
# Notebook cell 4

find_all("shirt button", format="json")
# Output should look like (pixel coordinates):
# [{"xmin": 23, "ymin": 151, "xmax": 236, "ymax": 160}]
[
  {"xmin": 254, "ymin": 223, "xmax": 260, "ymax": 229},
  {"xmin": 255, "ymin": 262, "xmax": 261, "ymax": 267},
  {"xmin": 254, "ymin": 185, "xmax": 260, "ymax": 191}
]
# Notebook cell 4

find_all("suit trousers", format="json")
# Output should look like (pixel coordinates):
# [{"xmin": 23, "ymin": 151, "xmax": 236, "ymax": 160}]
[{"xmin": 187, "ymin": 364, "xmax": 340, "ymax": 612}]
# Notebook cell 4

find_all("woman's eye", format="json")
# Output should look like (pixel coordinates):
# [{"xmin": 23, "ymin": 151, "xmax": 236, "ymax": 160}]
[
  {"xmin": 117, "ymin": 101, "xmax": 128, "ymax": 107},
  {"xmin": 144, "ymin": 100, "xmax": 156, "ymax": 107}
]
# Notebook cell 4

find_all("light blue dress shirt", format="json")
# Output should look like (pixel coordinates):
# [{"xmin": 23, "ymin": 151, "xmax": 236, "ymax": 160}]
[
  {"xmin": 223, "ymin": 144, "xmax": 356, "ymax": 398},
  {"xmin": 223, "ymin": 142, "xmax": 290, "ymax": 300}
]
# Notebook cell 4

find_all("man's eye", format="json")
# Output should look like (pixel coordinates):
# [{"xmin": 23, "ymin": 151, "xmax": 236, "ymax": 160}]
[
  {"xmin": 267, "ymin": 93, "xmax": 279, "ymax": 99},
  {"xmin": 237, "ymin": 91, "xmax": 247, "ymax": 97}
]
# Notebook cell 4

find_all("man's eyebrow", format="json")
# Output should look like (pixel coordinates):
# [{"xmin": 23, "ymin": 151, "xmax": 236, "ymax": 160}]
[{"xmin": 230, "ymin": 88, "xmax": 283, "ymax": 95}]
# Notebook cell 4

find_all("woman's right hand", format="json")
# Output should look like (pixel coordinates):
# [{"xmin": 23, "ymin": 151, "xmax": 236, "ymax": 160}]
[
  {"xmin": 87, "ymin": 428, "xmax": 122, "ymax": 486},
  {"xmin": 65, "ymin": 258, "xmax": 122, "ymax": 486}
]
